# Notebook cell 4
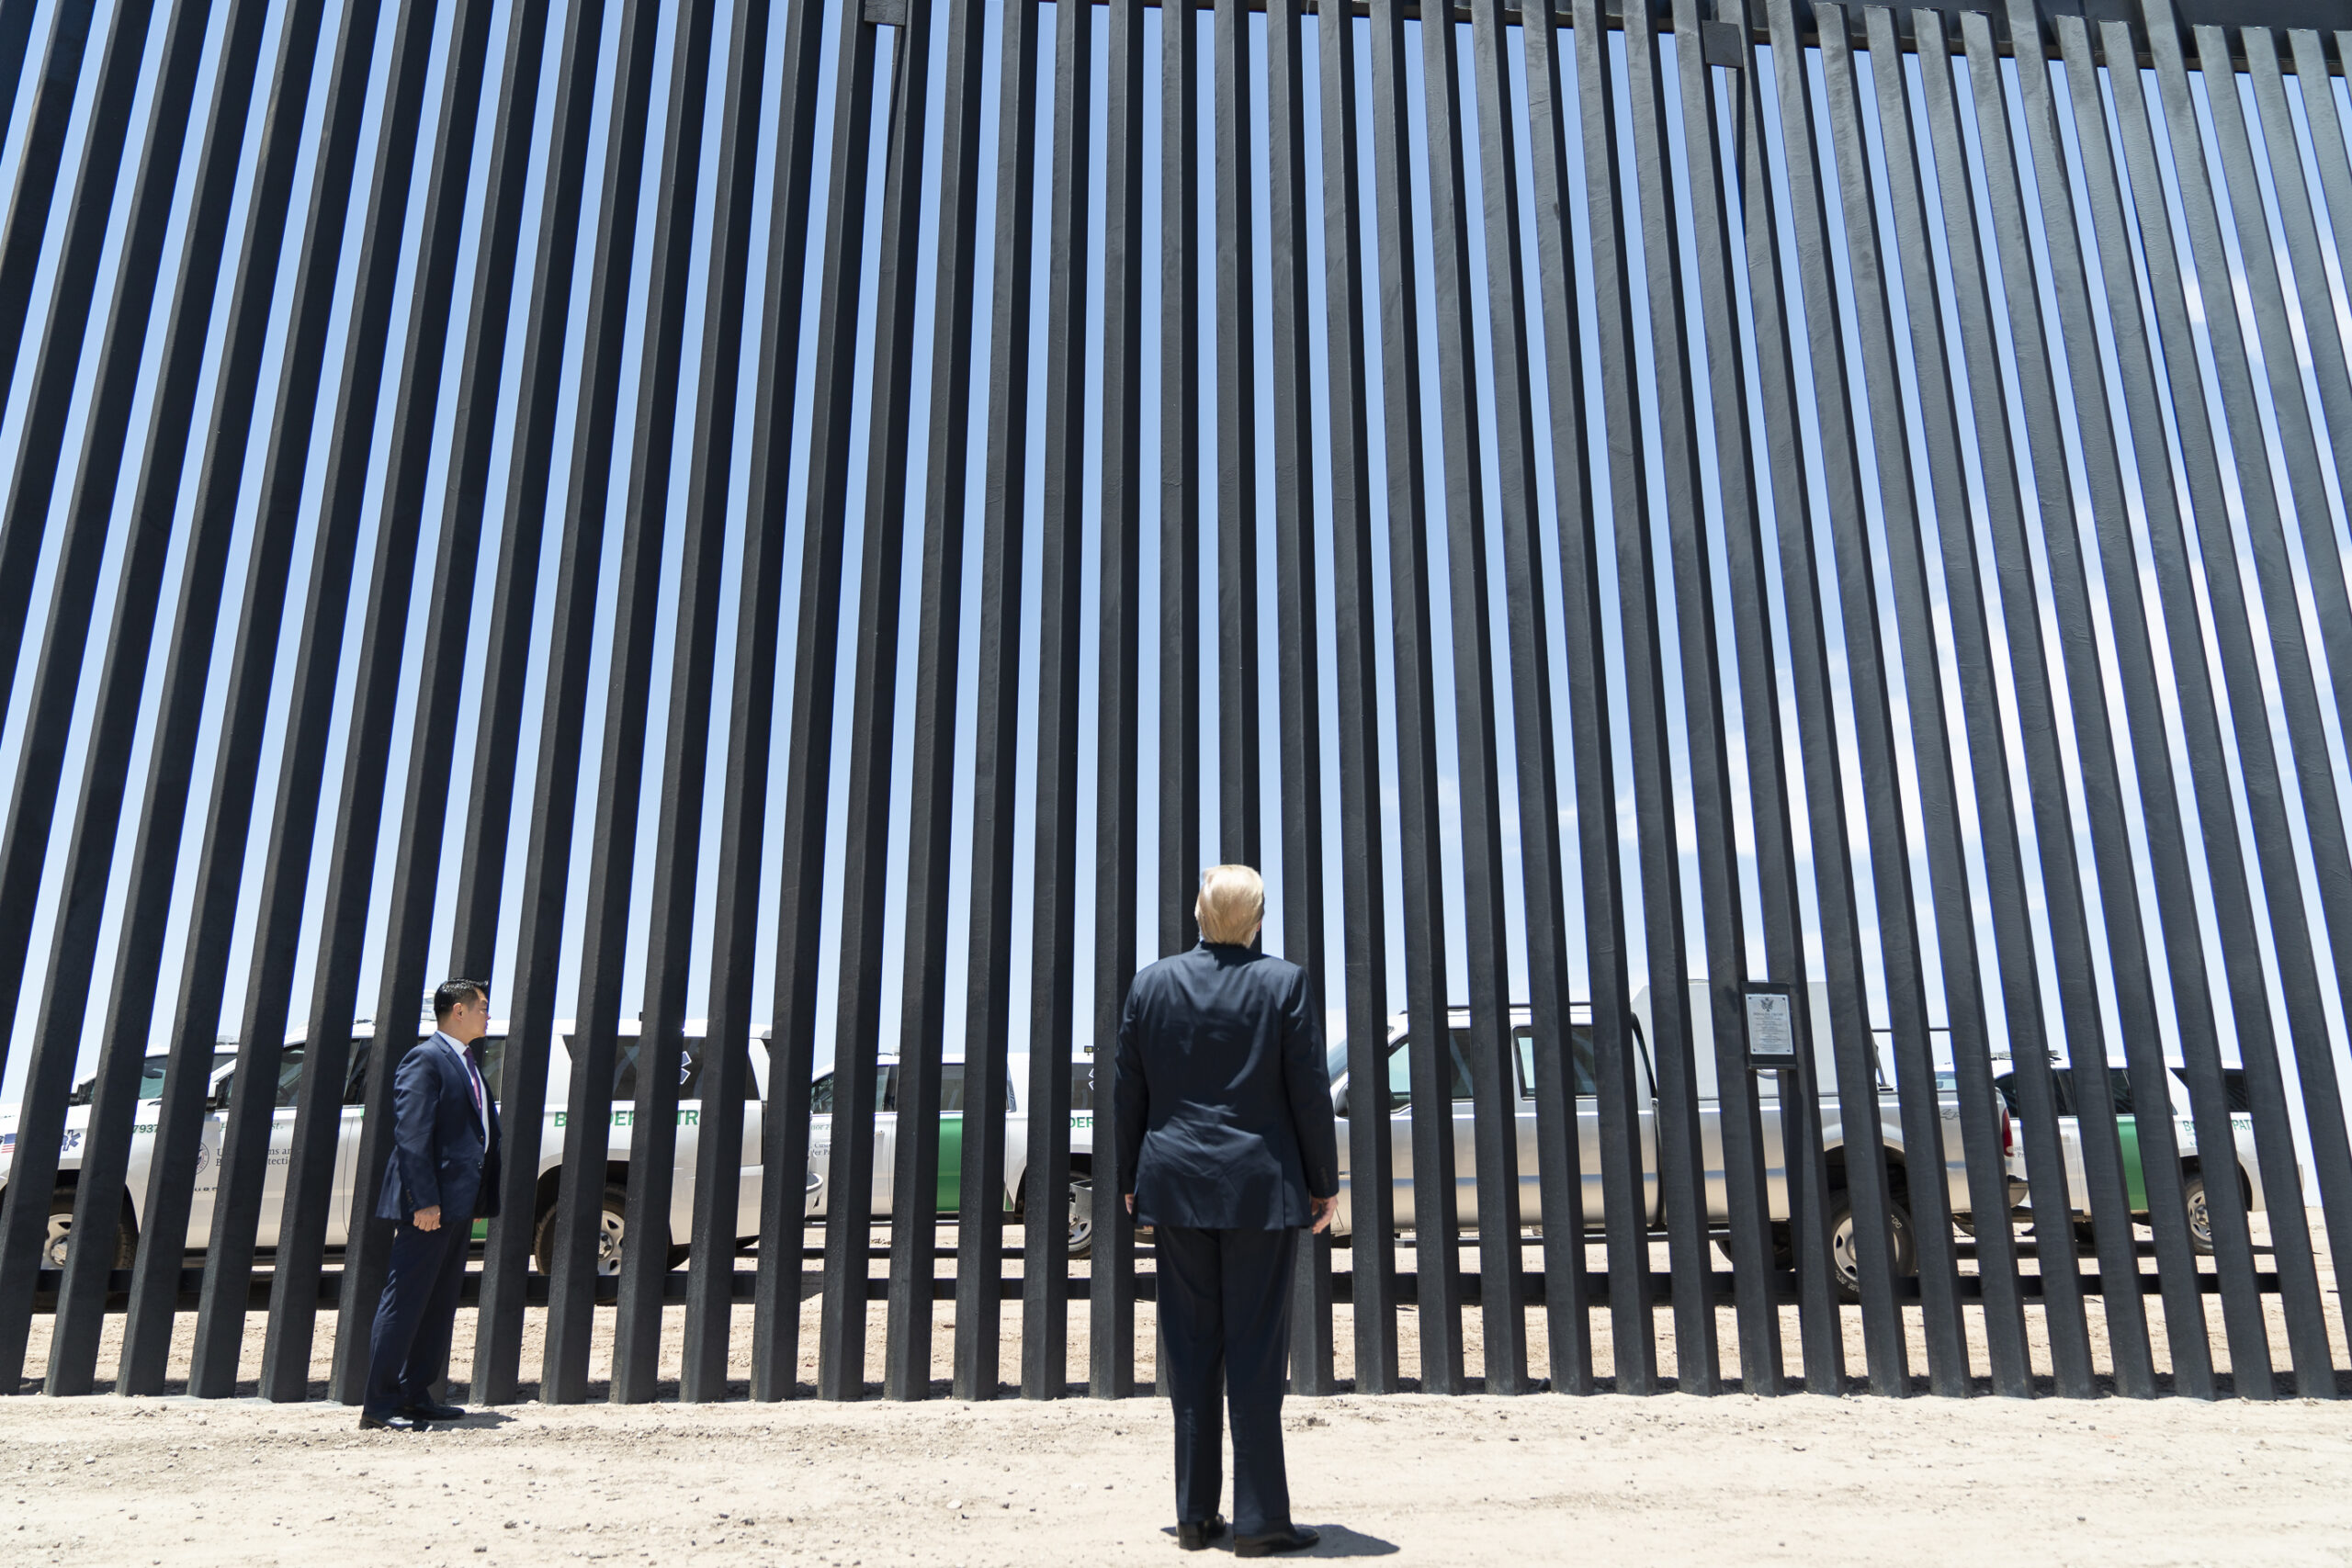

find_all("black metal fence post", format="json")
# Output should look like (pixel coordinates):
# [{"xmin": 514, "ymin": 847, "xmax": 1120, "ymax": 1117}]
[
  {"xmin": 818, "ymin": 0, "xmax": 934, "ymax": 1406},
  {"xmin": 0, "ymin": 0, "xmax": 209, "ymax": 1393},
  {"xmin": 608, "ymin": 0, "xmax": 727, "ymax": 1409},
  {"xmin": 38, "ymin": 0, "xmax": 281, "ymax": 1399},
  {"xmin": 537, "ymin": 0, "xmax": 674, "ymax": 1407},
  {"xmin": 1020, "ymin": 0, "xmax": 1094, "ymax": 1404},
  {"xmin": 1091, "ymin": 0, "xmax": 1148, "ymax": 1405},
  {"xmin": 947, "ymin": 0, "xmax": 1040, "ymax": 1408},
  {"xmin": 1666, "ymin": 0, "xmax": 1786, "ymax": 1398},
  {"xmin": 1317, "ymin": 0, "xmax": 1406, "ymax": 1400},
  {"xmin": 886, "ymin": 0, "xmax": 988, "ymax": 1406},
  {"xmin": 469, "ymin": 0, "xmax": 622, "ymax": 1409},
  {"xmin": 1363, "ymin": 0, "xmax": 1464, "ymax": 1396},
  {"xmin": 187, "ymin": 0, "xmax": 443, "ymax": 1403},
  {"xmin": 338, "ymin": 0, "xmax": 556, "ymax": 1411},
  {"xmin": 674, "ymin": 0, "xmax": 788, "ymax": 1413}
]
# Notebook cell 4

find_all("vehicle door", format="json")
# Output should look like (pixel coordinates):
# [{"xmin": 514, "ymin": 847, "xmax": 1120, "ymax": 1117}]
[
  {"xmin": 1385, "ymin": 1034, "xmax": 1476, "ymax": 1230},
  {"xmin": 328, "ymin": 1035, "xmax": 377, "ymax": 1247},
  {"xmin": 807, "ymin": 1066, "xmax": 897, "ymax": 1216},
  {"xmin": 740, "ymin": 1041, "xmax": 768, "ymax": 1239},
  {"xmin": 670, "ymin": 1037, "xmax": 764, "ymax": 1245},
  {"xmin": 606, "ymin": 1032, "xmax": 698, "ymax": 1243},
  {"xmin": 119, "ymin": 1056, "xmax": 172, "ymax": 1243},
  {"xmin": 473, "ymin": 1033, "xmax": 513, "ymax": 1242},
  {"xmin": 871, "ymin": 1065, "xmax": 899, "ymax": 1217},
  {"xmin": 1514, "ymin": 1029, "xmax": 1609, "ymax": 1241},
  {"xmin": 254, "ymin": 1045, "xmax": 309, "ymax": 1249},
  {"xmin": 2105, "ymin": 1066, "xmax": 2150, "ymax": 1213},
  {"xmin": 1513, "ymin": 1022, "xmax": 1610, "ymax": 1230},
  {"xmin": 934, "ymin": 1065, "xmax": 967, "ymax": 1215},
  {"xmin": 669, "ymin": 1038, "xmax": 702, "ymax": 1244},
  {"xmin": 2041, "ymin": 1067, "xmax": 2089, "ymax": 1212}
]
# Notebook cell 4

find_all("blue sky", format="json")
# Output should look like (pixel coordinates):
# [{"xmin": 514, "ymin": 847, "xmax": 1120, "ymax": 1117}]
[{"xmin": 3, "ymin": 0, "xmax": 2351, "ymax": 1190}]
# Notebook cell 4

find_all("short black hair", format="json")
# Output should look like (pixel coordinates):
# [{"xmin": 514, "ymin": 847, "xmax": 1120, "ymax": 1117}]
[{"xmin": 435, "ymin": 978, "xmax": 489, "ymax": 1020}]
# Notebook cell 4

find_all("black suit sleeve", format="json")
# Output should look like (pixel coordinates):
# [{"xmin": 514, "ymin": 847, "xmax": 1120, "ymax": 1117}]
[
  {"xmin": 1114, "ymin": 981, "xmax": 1148, "ymax": 1197},
  {"xmin": 390, "ymin": 1046, "xmax": 442, "ymax": 1215},
  {"xmin": 1280, "ymin": 967, "xmax": 1340, "ymax": 1201}
]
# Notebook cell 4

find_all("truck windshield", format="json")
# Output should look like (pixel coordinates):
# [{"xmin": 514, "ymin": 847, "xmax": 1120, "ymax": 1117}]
[{"xmin": 1379, "ymin": 1023, "xmax": 1607, "ymax": 1112}]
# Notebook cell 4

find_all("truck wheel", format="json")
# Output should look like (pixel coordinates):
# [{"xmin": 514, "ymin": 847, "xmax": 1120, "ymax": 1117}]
[
  {"xmin": 1067, "ymin": 1178, "xmax": 1094, "ymax": 1260},
  {"xmin": 46, "ymin": 1187, "xmax": 135, "ymax": 1272},
  {"xmin": 2182, "ymin": 1174, "xmax": 2214, "ymax": 1256},
  {"xmin": 534, "ymin": 1183, "xmax": 628, "ymax": 1278},
  {"xmin": 1826, "ymin": 1190, "xmax": 1915, "ymax": 1305}
]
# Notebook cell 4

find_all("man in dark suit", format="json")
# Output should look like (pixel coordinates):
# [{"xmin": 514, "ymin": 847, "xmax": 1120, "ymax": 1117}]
[
  {"xmin": 1116, "ymin": 866, "xmax": 1340, "ymax": 1558},
  {"xmin": 360, "ymin": 978, "xmax": 502, "ymax": 1431}
]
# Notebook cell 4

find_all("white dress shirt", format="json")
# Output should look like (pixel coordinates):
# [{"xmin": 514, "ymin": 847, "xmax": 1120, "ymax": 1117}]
[{"xmin": 435, "ymin": 1030, "xmax": 488, "ymax": 1139}]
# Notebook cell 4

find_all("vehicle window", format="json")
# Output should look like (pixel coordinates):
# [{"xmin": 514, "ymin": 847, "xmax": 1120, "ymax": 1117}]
[
  {"xmin": 344, "ymin": 1036, "xmax": 510, "ymax": 1107},
  {"xmin": 1514, "ymin": 1023, "xmax": 1601, "ymax": 1099},
  {"xmin": 1384, "ymin": 1034, "xmax": 1476, "ymax": 1113},
  {"xmin": 1071, "ymin": 1059, "xmax": 1096, "ymax": 1111},
  {"xmin": 930, "ymin": 1065, "xmax": 1016, "ymax": 1112},
  {"xmin": 477, "ymin": 1036, "xmax": 507, "ymax": 1102},
  {"xmin": 274, "ymin": 1046, "xmax": 306, "ymax": 1109},
  {"xmin": 808, "ymin": 1068, "xmax": 891, "ymax": 1114},
  {"xmin": 68, "ymin": 1058, "xmax": 183, "ymax": 1106},
  {"xmin": 1996, "ymin": 1069, "xmax": 2086, "ymax": 1118},
  {"xmin": 2223, "ymin": 1068, "xmax": 2250, "ymax": 1115},
  {"xmin": 2106, "ymin": 1068, "xmax": 2137, "ymax": 1117},
  {"xmin": 2047, "ymin": 1067, "xmax": 2129, "ymax": 1117},
  {"xmin": 606, "ymin": 1036, "xmax": 759, "ymax": 1102},
  {"xmin": 1326, "ymin": 1037, "xmax": 1350, "ymax": 1084}
]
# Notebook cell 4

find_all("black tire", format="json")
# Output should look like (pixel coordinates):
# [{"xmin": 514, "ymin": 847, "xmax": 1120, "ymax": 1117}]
[
  {"xmin": 2183, "ymin": 1174, "xmax": 2214, "ymax": 1257},
  {"xmin": 1067, "ymin": 1178, "xmax": 1094, "ymax": 1260},
  {"xmin": 1826, "ymin": 1190, "xmax": 1916, "ymax": 1305},
  {"xmin": 46, "ymin": 1186, "xmax": 135, "ymax": 1273},
  {"xmin": 534, "ymin": 1183, "xmax": 628, "ymax": 1279}
]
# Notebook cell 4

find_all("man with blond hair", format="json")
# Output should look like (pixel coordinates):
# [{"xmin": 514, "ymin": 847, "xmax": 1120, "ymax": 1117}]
[{"xmin": 1115, "ymin": 865, "xmax": 1339, "ymax": 1557}]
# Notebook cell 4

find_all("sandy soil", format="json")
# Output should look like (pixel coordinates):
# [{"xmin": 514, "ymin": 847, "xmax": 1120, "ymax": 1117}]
[
  {"xmin": 7, "ymin": 1214, "xmax": 2346, "ymax": 1564},
  {"xmin": 6, "ymin": 1382, "xmax": 2350, "ymax": 1566}
]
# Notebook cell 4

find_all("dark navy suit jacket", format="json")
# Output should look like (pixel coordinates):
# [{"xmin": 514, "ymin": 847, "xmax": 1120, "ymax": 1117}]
[
  {"xmin": 375, "ymin": 1033, "xmax": 503, "ymax": 1224},
  {"xmin": 1114, "ymin": 942, "xmax": 1340, "ymax": 1230}
]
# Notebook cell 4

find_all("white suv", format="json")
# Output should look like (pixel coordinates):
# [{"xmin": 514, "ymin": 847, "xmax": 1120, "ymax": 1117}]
[
  {"xmin": 10, "ymin": 1017, "xmax": 820, "ymax": 1280},
  {"xmin": 806, "ymin": 1052, "xmax": 1101, "ymax": 1255}
]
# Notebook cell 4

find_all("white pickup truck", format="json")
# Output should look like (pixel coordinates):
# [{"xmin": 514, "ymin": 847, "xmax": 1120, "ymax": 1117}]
[
  {"xmin": 806, "ymin": 1053, "xmax": 1100, "ymax": 1255},
  {"xmin": 1328, "ymin": 984, "xmax": 2018, "ymax": 1300},
  {"xmin": 10, "ymin": 1017, "xmax": 818, "ymax": 1280},
  {"xmin": 1984, "ymin": 1059, "xmax": 2277, "ymax": 1254}
]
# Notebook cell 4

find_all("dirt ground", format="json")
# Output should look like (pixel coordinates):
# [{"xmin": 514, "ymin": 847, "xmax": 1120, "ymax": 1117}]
[
  {"xmin": 6, "ymin": 1213, "xmax": 2348, "ymax": 1564},
  {"xmin": 6, "ymin": 1381, "xmax": 2350, "ymax": 1566}
]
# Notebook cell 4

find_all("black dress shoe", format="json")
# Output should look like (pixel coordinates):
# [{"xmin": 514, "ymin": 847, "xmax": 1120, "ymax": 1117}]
[
  {"xmin": 1176, "ymin": 1515, "xmax": 1227, "ymax": 1551},
  {"xmin": 1235, "ymin": 1526, "xmax": 1319, "ymax": 1558},
  {"xmin": 357, "ymin": 1412, "xmax": 426, "ymax": 1433},
  {"xmin": 400, "ymin": 1401, "xmax": 467, "ymax": 1423}
]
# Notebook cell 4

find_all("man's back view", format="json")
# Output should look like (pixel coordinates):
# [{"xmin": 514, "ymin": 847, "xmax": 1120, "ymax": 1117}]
[{"xmin": 1115, "ymin": 865, "xmax": 1339, "ymax": 1557}]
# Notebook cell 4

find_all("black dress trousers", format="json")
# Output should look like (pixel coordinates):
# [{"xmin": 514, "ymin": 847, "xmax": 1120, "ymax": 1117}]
[
  {"xmin": 364, "ymin": 1206, "xmax": 475, "ymax": 1416},
  {"xmin": 1153, "ymin": 1222, "xmax": 1301, "ymax": 1535}
]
